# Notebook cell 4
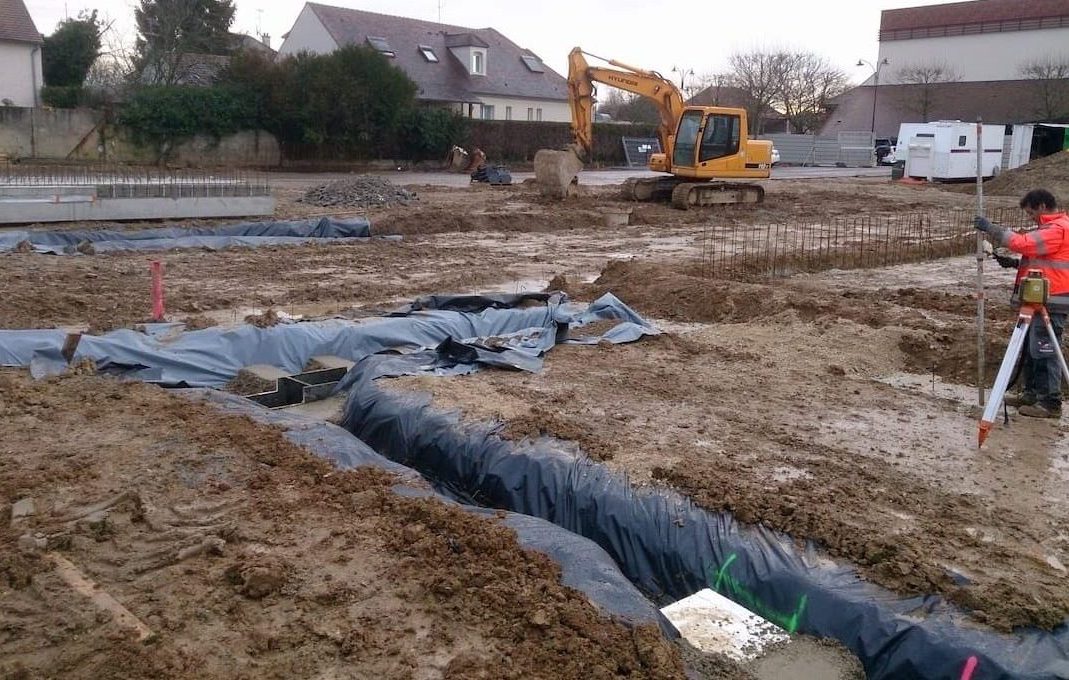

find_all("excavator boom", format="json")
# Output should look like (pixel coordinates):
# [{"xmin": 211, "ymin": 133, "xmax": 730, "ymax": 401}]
[{"xmin": 567, "ymin": 48, "xmax": 684, "ymax": 168}]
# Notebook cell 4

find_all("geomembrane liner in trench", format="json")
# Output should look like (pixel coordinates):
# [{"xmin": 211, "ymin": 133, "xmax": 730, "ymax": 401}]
[
  {"xmin": 0, "ymin": 216, "xmax": 377, "ymax": 254},
  {"xmin": 337, "ymin": 364, "xmax": 1069, "ymax": 680},
  {"xmin": 2, "ymin": 292, "xmax": 1066, "ymax": 678}
]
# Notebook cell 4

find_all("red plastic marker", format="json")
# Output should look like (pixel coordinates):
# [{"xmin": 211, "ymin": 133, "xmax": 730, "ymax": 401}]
[
  {"xmin": 150, "ymin": 261, "xmax": 165, "ymax": 322},
  {"xmin": 961, "ymin": 655, "xmax": 979, "ymax": 680}
]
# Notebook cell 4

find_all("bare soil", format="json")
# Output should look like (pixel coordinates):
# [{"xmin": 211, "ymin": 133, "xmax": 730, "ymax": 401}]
[
  {"xmin": 0, "ymin": 370, "xmax": 688, "ymax": 679},
  {"xmin": 3, "ymin": 170, "xmax": 1065, "ymax": 673},
  {"xmin": 386, "ymin": 256, "xmax": 1069, "ymax": 633}
]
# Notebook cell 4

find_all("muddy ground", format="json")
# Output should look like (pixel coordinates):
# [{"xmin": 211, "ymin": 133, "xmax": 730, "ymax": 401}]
[
  {"xmin": 0, "ymin": 371, "xmax": 688, "ymax": 679},
  {"xmin": 1, "ymin": 171, "xmax": 1064, "ymax": 675}
]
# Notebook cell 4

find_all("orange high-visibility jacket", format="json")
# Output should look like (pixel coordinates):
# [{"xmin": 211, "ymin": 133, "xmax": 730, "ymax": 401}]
[{"xmin": 1003, "ymin": 212, "xmax": 1069, "ymax": 311}]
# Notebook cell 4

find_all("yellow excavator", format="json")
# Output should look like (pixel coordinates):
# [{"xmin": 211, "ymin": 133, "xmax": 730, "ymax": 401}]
[{"xmin": 535, "ymin": 48, "xmax": 772, "ymax": 209}]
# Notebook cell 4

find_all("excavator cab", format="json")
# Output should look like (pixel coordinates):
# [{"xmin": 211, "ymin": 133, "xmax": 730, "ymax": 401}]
[{"xmin": 671, "ymin": 108, "xmax": 772, "ymax": 176}]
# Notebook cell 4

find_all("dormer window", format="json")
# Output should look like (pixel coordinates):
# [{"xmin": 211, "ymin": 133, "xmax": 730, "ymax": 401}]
[
  {"xmin": 521, "ymin": 55, "xmax": 544, "ymax": 73},
  {"xmin": 471, "ymin": 49, "xmax": 486, "ymax": 75},
  {"xmin": 367, "ymin": 36, "xmax": 394, "ymax": 57},
  {"xmin": 418, "ymin": 45, "xmax": 438, "ymax": 62}
]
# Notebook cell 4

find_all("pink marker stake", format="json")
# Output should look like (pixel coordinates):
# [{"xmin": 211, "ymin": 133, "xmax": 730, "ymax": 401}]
[
  {"xmin": 150, "ymin": 261, "xmax": 165, "ymax": 322},
  {"xmin": 961, "ymin": 655, "xmax": 979, "ymax": 680}
]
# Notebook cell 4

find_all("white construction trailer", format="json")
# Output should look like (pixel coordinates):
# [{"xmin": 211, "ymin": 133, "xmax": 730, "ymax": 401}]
[{"xmin": 898, "ymin": 121, "xmax": 1006, "ymax": 181}]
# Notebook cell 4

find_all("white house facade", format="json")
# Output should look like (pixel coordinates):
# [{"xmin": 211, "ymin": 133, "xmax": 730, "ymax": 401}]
[
  {"xmin": 277, "ymin": 3, "xmax": 570, "ymax": 122},
  {"xmin": 0, "ymin": 0, "xmax": 43, "ymax": 107}
]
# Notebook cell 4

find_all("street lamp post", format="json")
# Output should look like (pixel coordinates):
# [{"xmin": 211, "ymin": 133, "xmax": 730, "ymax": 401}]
[
  {"xmin": 671, "ymin": 66, "xmax": 694, "ymax": 93},
  {"xmin": 856, "ymin": 58, "xmax": 889, "ymax": 140}
]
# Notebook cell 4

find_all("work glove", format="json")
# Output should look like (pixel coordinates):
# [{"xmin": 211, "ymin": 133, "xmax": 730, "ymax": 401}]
[
  {"xmin": 974, "ymin": 216, "xmax": 1008, "ymax": 244},
  {"xmin": 994, "ymin": 253, "xmax": 1020, "ymax": 269}
]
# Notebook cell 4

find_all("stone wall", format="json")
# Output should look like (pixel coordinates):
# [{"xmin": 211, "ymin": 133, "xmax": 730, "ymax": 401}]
[{"xmin": 0, "ymin": 106, "xmax": 280, "ymax": 167}]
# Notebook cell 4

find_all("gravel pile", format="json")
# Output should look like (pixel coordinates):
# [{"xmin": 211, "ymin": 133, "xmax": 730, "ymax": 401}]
[{"xmin": 298, "ymin": 175, "xmax": 418, "ymax": 208}]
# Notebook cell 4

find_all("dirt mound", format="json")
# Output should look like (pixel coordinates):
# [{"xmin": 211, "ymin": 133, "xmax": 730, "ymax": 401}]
[
  {"xmin": 224, "ymin": 368, "xmax": 276, "ymax": 395},
  {"xmin": 0, "ymin": 371, "xmax": 688, "ymax": 679},
  {"xmin": 243, "ymin": 308, "xmax": 280, "ymax": 327},
  {"xmin": 983, "ymin": 150, "xmax": 1069, "ymax": 198},
  {"xmin": 501, "ymin": 404, "xmax": 618, "ymax": 460},
  {"xmin": 579, "ymin": 260, "xmax": 912, "ymax": 329},
  {"xmin": 899, "ymin": 327, "xmax": 1011, "ymax": 385},
  {"xmin": 298, "ymin": 175, "xmax": 418, "ymax": 208}
]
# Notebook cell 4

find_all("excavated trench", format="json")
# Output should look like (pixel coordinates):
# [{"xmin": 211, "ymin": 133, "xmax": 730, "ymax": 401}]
[{"xmin": 2, "ymin": 296, "xmax": 1067, "ymax": 679}]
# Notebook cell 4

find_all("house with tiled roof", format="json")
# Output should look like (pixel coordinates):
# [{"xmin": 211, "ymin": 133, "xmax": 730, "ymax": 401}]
[
  {"xmin": 277, "ymin": 3, "xmax": 569, "ymax": 122},
  {"xmin": 823, "ymin": 0, "xmax": 1069, "ymax": 139},
  {"xmin": 0, "ymin": 0, "xmax": 42, "ymax": 106}
]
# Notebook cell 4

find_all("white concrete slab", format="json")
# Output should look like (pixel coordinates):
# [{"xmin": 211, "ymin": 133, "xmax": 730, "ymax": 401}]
[{"xmin": 660, "ymin": 588, "xmax": 789, "ymax": 661}]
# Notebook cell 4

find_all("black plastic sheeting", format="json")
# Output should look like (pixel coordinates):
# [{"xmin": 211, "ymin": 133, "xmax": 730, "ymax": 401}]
[
  {"xmin": 3, "ymin": 293, "xmax": 657, "ymax": 386},
  {"xmin": 7, "ymin": 292, "xmax": 1067, "ymax": 676},
  {"xmin": 190, "ymin": 389, "xmax": 674, "ymax": 635},
  {"xmin": 0, "ymin": 216, "xmax": 379, "ymax": 254},
  {"xmin": 339, "ymin": 358, "xmax": 1069, "ymax": 680},
  {"xmin": 389, "ymin": 292, "xmax": 552, "ymax": 315}
]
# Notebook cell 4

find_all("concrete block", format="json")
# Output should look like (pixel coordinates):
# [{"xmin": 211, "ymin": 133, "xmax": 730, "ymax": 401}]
[
  {"xmin": 660, "ymin": 588, "xmax": 788, "ymax": 661},
  {"xmin": 533, "ymin": 149, "xmax": 582, "ymax": 199},
  {"xmin": 18, "ymin": 533, "xmax": 47, "ymax": 551},
  {"xmin": 11, "ymin": 497, "xmax": 36, "ymax": 519}
]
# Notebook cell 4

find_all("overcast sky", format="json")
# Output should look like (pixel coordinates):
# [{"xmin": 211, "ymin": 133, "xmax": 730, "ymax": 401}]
[{"xmin": 26, "ymin": 0, "xmax": 950, "ymax": 85}]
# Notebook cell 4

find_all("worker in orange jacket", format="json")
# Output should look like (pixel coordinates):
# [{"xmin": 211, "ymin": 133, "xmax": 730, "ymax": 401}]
[{"xmin": 976, "ymin": 188, "xmax": 1069, "ymax": 418}]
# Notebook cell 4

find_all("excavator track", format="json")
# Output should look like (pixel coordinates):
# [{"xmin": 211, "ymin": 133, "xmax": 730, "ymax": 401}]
[{"xmin": 670, "ymin": 182, "xmax": 765, "ymax": 209}]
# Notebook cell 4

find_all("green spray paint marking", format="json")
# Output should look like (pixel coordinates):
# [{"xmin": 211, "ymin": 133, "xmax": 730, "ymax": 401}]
[{"xmin": 709, "ymin": 553, "xmax": 808, "ymax": 635}]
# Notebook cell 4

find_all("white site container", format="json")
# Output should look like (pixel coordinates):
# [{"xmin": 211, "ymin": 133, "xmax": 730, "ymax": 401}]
[{"xmin": 899, "ymin": 121, "xmax": 1006, "ymax": 181}]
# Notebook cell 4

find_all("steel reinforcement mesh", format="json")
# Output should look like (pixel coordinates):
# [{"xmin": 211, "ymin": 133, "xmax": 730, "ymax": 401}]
[{"xmin": 699, "ymin": 207, "xmax": 1031, "ymax": 280}]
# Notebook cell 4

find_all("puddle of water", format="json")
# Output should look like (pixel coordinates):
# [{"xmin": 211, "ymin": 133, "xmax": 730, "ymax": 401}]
[
  {"xmin": 769, "ymin": 465, "xmax": 812, "ymax": 483},
  {"xmin": 877, "ymin": 371, "xmax": 975, "ymax": 405}
]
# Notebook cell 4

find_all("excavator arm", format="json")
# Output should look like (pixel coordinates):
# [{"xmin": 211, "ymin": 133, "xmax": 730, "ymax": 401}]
[{"xmin": 567, "ymin": 47, "xmax": 685, "ymax": 165}]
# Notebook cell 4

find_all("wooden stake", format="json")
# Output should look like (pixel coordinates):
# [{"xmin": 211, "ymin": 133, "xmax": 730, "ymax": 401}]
[{"xmin": 975, "ymin": 117, "xmax": 986, "ymax": 407}]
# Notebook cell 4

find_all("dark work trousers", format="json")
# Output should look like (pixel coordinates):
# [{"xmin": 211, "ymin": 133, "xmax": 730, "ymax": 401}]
[{"xmin": 1022, "ymin": 311, "xmax": 1067, "ymax": 408}]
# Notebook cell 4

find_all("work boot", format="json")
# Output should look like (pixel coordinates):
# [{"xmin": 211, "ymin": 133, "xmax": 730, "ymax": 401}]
[
  {"xmin": 1003, "ymin": 393, "xmax": 1037, "ymax": 407},
  {"xmin": 1018, "ymin": 403, "xmax": 1062, "ymax": 419}
]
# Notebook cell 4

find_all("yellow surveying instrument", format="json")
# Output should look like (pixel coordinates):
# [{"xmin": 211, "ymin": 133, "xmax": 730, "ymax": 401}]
[{"xmin": 978, "ymin": 269, "xmax": 1069, "ymax": 446}]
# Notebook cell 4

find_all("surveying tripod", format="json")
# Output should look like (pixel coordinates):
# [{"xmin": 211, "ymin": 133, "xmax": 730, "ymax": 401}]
[{"xmin": 978, "ymin": 270, "xmax": 1069, "ymax": 447}]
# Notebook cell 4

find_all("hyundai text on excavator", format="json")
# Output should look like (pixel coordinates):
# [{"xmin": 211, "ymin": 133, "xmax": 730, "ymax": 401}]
[{"xmin": 534, "ymin": 48, "xmax": 773, "ymax": 209}]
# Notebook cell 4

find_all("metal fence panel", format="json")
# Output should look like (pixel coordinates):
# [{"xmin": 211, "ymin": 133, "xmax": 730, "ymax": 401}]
[
  {"xmin": 758, "ymin": 133, "xmax": 875, "ymax": 167},
  {"xmin": 621, "ymin": 137, "xmax": 662, "ymax": 168}
]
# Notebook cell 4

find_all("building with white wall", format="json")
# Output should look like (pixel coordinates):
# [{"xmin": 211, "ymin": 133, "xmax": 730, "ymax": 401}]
[
  {"xmin": 278, "ymin": 3, "xmax": 569, "ymax": 122},
  {"xmin": 825, "ymin": 0, "xmax": 1069, "ymax": 139},
  {"xmin": 0, "ymin": 0, "xmax": 43, "ymax": 107}
]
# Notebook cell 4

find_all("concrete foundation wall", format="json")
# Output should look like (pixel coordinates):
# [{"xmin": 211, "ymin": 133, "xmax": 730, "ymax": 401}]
[{"xmin": 0, "ymin": 196, "xmax": 276, "ymax": 224}]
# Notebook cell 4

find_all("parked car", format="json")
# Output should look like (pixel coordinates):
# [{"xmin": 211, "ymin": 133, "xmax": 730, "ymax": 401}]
[
  {"xmin": 875, "ymin": 138, "xmax": 896, "ymax": 165},
  {"xmin": 771, "ymin": 147, "xmax": 780, "ymax": 166}
]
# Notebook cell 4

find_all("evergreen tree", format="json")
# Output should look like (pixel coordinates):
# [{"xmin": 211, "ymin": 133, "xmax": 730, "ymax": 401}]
[
  {"xmin": 42, "ymin": 11, "xmax": 102, "ymax": 87},
  {"xmin": 135, "ymin": 0, "xmax": 236, "ymax": 84}
]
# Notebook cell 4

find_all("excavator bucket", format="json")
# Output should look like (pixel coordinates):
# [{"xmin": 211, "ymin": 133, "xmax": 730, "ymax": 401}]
[
  {"xmin": 445, "ymin": 146, "xmax": 470, "ymax": 172},
  {"xmin": 534, "ymin": 148, "xmax": 583, "ymax": 199}
]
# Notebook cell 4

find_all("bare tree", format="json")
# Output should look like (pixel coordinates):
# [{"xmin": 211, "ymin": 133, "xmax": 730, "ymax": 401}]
[
  {"xmin": 594, "ymin": 87, "xmax": 659, "ymax": 124},
  {"xmin": 84, "ymin": 16, "xmax": 138, "ymax": 98},
  {"xmin": 894, "ymin": 61, "xmax": 961, "ymax": 121},
  {"xmin": 777, "ymin": 53, "xmax": 848, "ymax": 134},
  {"xmin": 1018, "ymin": 55, "xmax": 1069, "ymax": 120},
  {"xmin": 728, "ymin": 49, "xmax": 791, "ymax": 134}
]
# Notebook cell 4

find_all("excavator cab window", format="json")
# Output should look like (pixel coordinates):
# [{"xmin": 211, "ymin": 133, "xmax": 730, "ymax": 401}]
[
  {"xmin": 672, "ymin": 111, "xmax": 703, "ymax": 168},
  {"xmin": 699, "ymin": 114, "xmax": 740, "ymax": 163}
]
